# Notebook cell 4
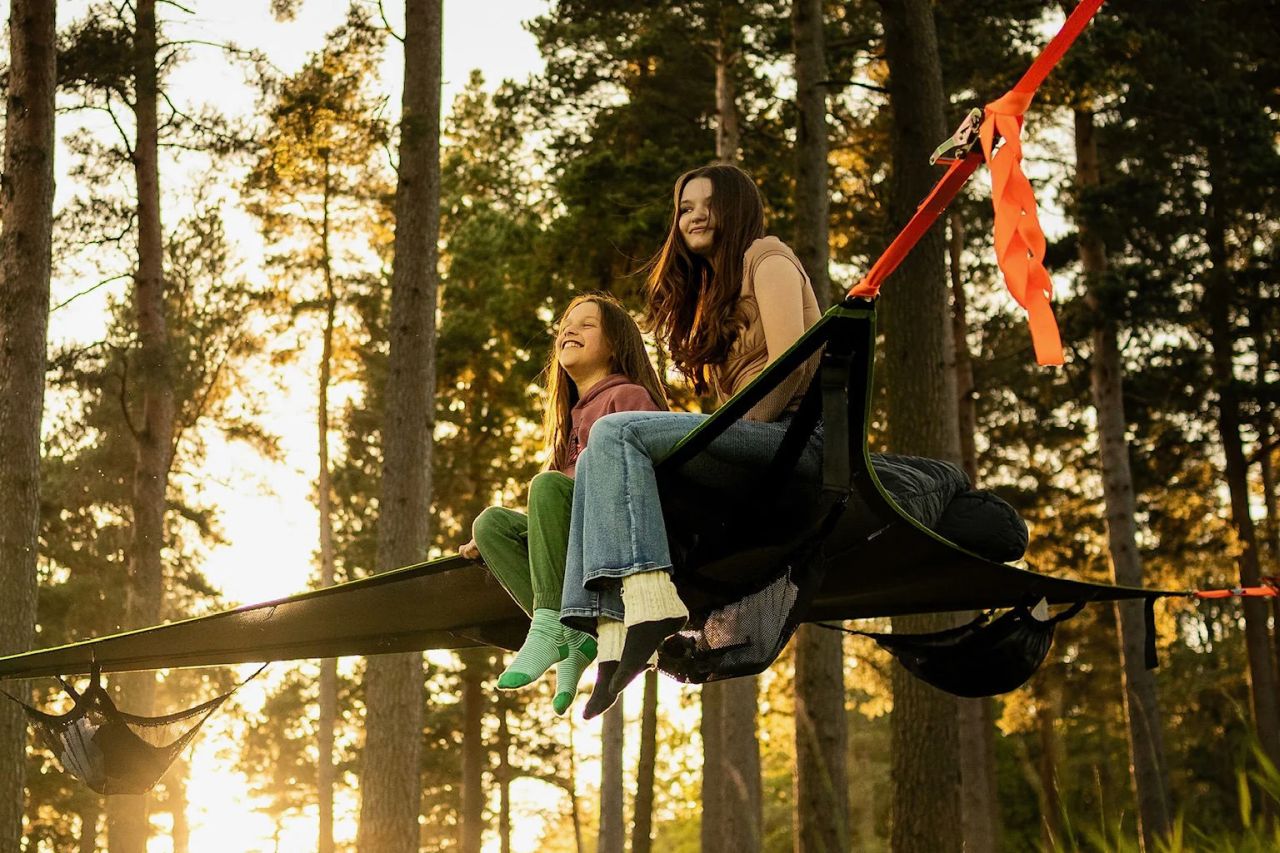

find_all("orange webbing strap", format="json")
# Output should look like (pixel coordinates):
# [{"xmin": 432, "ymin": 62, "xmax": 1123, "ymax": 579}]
[
  {"xmin": 848, "ymin": 0, "xmax": 1106, "ymax": 366},
  {"xmin": 848, "ymin": 153, "xmax": 982, "ymax": 302},
  {"xmin": 1194, "ymin": 584, "xmax": 1280, "ymax": 600}
]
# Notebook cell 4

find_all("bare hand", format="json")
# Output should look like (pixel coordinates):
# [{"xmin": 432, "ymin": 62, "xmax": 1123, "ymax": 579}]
[{"xmin": 459, "ymin": 538, "xmax": 481, "ymax": 561}]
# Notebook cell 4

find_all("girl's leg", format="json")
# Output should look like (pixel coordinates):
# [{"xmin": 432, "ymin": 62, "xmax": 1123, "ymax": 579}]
[
  {"xmin": 472, "ymin": 506, "xmax": 535, "ymax": 616},
  {"xmin": 526, "ymin": 471, "xmax": 597, "ymax": 714},
  {"xmin": 475, "ymin": 503, "xmax": 567, "ymax": 691},
  {"xmin": 573, "ymin": 410, "xmax": 815, "ymax": 704}
]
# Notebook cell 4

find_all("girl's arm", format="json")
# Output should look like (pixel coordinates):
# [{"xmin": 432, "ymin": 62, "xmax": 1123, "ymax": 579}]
[{"xmin": 746, "ymin": 254, "xmax": 810, "ymax": 422}]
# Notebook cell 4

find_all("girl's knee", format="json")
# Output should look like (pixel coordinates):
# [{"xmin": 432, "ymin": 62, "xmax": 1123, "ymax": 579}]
[
  {"xmin": 529, "ymin": 470, "xmax": 572, "ymax": 499},
  {"xmin": 472, "ymin": 506, "xmax": 506, "ymax": 544}
]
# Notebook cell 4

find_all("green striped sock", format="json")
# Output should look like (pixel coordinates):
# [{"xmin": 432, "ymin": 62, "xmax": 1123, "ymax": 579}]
[
  {"xmin": 553, "ymin": 630, "xmax": 598, "ymax": 715},
  {"xmin": 499, "ymin": 609, "xmax": 566, "ymax": 690}
]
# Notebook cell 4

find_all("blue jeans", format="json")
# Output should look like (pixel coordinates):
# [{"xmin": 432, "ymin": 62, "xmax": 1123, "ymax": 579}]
[{"xmin": 559, "ymin": 410, "xmax": 822, "ymax": 632}]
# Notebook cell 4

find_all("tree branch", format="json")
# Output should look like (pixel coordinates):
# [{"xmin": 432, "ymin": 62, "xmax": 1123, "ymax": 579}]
[
  {"xmin": 52, "ymin": 273, "xmax": 131, "ymax": 312},
  {"xmin": 377, "ymin": 1, "xmax": 405, "ymax": 44}
]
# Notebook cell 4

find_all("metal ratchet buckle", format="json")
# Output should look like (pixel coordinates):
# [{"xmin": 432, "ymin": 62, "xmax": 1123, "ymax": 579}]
[{"xmin": 929, "ymin": 107, "xmax": 984, "ymax": 166}]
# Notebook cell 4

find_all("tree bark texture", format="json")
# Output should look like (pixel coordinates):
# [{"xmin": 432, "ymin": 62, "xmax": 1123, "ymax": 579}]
[
  {"xmin": 721, "ymin": 677, "xmax": 763, "ymax": 852},
  {"xmin": 458, "ymin": 649, "xmax": 486, "ymax": 853},
  {"xmin": 1038, "ymin": 699, "xmax": 1063, "ymax": 851},
  {"xmin": 794, "ymin": 626, "xmax": 850, "ymax": 853},
  {"xmin": 877, "ymin": 2, "xmax": 964, "ymax": 851},
  {"xmin": 632, "ymin": 669, "xmax": 659, "ymax": 853},
  {"xmin": 714, "ymin": 13, "xmax": 741, "ymax": 165},
  {"xmin": 1074, "ymin": 108, "xmax": 1173, "ymax": 851},
  {"xmin": 0, "ymin": 0, "xmax": 55, "ymax": 846},
  {"xmin": 705, "ymin": 32, "xmax": 762, "ymax": 851},
  {"xmin": 791, "ymin": 0, "xmax": 831, "ymax": 310},
  {"xmin": 1204, "ymin": 149, "xmax": 1280, "ymax": 773},
  {"xmin": 78, "ymin": 798, "xmax": 101, "ymax": 853},
  {"xmin": 948, "ymin": 214, "xmax": 1003, "ymax": 853},
  {"xmin": 700, "ymin": 682, "xmax": 724, "ymax": 852},
  {"xmin": 356, "ymin": 2, "xmax": 442, "ymax": 851},
  {"xmin": 499, "ymin": 709, "xmax": 512, "ymax": 853},
  {"xmin": 598, "ymin": 697, "xmax": 626, "ymax": 853},
  {"xmin": 110, "ymin": 1, "xmax": 174, "ymax": 848},
  {"xmin": 792, "ymin": 6, "xmax": 848, "ymax": 842},
  {"xmin": 317, "ymin": 154, "xmax": 339, "ymax": 853}
]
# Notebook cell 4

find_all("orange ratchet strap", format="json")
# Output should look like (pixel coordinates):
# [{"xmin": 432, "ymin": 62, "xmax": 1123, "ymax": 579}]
[{"xmin": 849, "ymin": 0, "xmax": 1107, "ymax": 366}]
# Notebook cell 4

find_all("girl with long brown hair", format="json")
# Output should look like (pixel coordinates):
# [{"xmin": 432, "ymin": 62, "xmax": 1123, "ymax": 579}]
[
  {"xmin": 559, "ymin": 163, "xmax": 823, "ymax": 718},
  {"xmin": 460, "ymin": 293, "xmax": 666, "ymax": 715}
]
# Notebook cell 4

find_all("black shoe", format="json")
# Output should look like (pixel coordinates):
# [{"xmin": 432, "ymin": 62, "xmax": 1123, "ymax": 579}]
[
  {"xmin": 582, "ymin": 660, "xmax": 621, "ymax": 720},
  {"xmin": 609, "ymin": 616, "xmax": 685, "ymax": 695}
]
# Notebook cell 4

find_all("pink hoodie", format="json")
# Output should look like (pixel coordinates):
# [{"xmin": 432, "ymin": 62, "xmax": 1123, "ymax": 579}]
[{"xmin": 561, "ymin": 374, "xmax": 662, "ymax": 476}]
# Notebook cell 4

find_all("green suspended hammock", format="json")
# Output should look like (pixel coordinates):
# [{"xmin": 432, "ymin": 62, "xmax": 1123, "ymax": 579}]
[
  {"xmin": 0, "ymin": 0, "xmax": 1194, "ymax": 697},
  {"xmin": 0, "ymin": 299, "xmax": 1185, "ymax": 690}
]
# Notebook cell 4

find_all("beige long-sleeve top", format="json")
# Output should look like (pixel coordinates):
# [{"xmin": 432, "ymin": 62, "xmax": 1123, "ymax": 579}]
[{"xmin": 712, "ymin": 237, "xmax": 823, "ymax": 422}]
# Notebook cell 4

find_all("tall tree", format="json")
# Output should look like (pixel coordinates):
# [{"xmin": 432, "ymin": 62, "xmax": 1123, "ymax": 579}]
[
  {"xmin": 598, "ymin": 696, "xmax": 626, "ymax": 853},
  {"xmin": 632, "ymin": 670, "xmax": 659, "ymax": 853},
  {"xmin": 876, "ymin": 1, "xmax": 964, "ymax": 851},
  {"xmin": 705, "ymin": 23, "xmax": 765, "ymax": 849},
  {"xmin": 458, "ymin": 648, "xmax": 487, "ymax": 853},
  {"xmin": 105, "ymin": 0, "xmax": 175, "ymax": 848},
  {"xmin": 0, "ymin": 0, "xmax": 56, "ymax": 846},
  {"xmin": 1073, "ymin": 105, "xmax": 1173, "ymax": 850},
  {"xmin": 790, "ymin": 2, "xmax": 850, "ymax": 850},
  {"xmin": 243, "ymin": 16, "xmax": 390, "ymax": 847},
  {"xmin": 947, "ymin": 215, "xmax": 1002, "ymax": 853},
  {"xmin": 356, "ymin": 1, "xmax": 442, "ymax": 849}
]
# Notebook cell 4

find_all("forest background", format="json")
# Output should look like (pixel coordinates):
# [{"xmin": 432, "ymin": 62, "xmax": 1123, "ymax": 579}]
[{"xmin": 0, "ymin": 0, "xmax": 1278, "ymax": 852}]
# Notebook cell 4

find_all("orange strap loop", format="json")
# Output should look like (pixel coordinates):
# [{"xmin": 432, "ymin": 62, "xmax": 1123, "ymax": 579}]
[
  {"xmin": 848, "ymin": 0, "xmax": 1106, "ymax": 367},
  {"xmin": 1194, "ymin": 584, "xmax": 1280, "ymax": 601}
]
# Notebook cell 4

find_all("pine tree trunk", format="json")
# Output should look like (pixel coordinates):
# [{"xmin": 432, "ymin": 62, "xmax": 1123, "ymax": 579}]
[
  {"xmin": 1037, "ymin": 699, "xmax": 1062, "ymax": 850},
  {"xmin": 1074, "ymin": 108, "xmax": 1173, "ymax": 850},
  {"xmin": 791, "ymin": 4, "xmax": 849, "ymax": 845},
  {"xmin": 598, "ymin": 696, "xmax": 626, "ymax": 853},
  {"xmin": 722, "ymin": 679, "xmax": 763, "ymax": 852},
  {"xmin": 700, "ymin": 682, "xmax": 724, "ymax": 851},
  {"xmin": 0, "ymin": 0, "xmax": 55, "ymax": 846},
  {"xmin": 78, "ymin": 798, "xmax": 101, "ymax": 853},
  {"xmin": 458, "ymin": 649, "xmax": 486, "ymax": 853},
  {"xmin": 499, "ymin": 708, "xmax": 512, "ymax": 853},
  {"xmin": 704, "ymin": 33, "xmax": 764, "ymax": 850},
  {"xmin": 1204, "ymin": 150, "xmax": 1280, "ymax": 774},
  {"xmin": 170, "ymin": 760, "xmax": 190, "ymax": 853},
  {"xmin": 949, "ymin": 215, "xmax": 1002, "ymax": 853},
  {"xmin": 317, "ymin": 154, "xmax": 338, "ymax": 853},
  {"xmin": 111, "ymin": 1, "xmax": 174, "ymax": 847},
  {"xmin": 356, "ymin": 1, "xmax": 441, "ymax": 849},
  {"xmin": 877, "ymin": 2, "xmax": 964, "ymax": 851},
  {"xmin": 568, "ymin": 713, "xmax": 584, "ymax": 853},
  {"xmin": 792, "ymin": 0, "xmax": 830, "ymax": 311},
  {"xmin": 794, "ymin": 628, "xmax": 850, "ymax": 852},
  {"xmin": 632, "ymin": 669, "xmax": 659, "ymax": 853},
  {"xmin": 714, "ymin": 9, "xmax": 741, "ymax": 165}
]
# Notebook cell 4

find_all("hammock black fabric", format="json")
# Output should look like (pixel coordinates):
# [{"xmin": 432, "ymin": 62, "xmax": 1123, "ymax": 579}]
[
  {"xmin": 0, "ymin": 300, "xmax": 1183, "ymax": 695},
  {"xmin": 3, "ymin": 663, "xmax": 260, "ymax": 794},
  {"xmin": 830, "ymin": 599, "xmax": 1088, "ymax": 698}
]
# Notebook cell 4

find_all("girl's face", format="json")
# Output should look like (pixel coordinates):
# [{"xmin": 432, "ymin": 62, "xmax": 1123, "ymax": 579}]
[
  {"xmin": 556, "ymin": 300, "xmax": 612, "ymax": 377},
  {"xmin": 678, "ymin": 177, "xmax": 715, "ymax": 256}
]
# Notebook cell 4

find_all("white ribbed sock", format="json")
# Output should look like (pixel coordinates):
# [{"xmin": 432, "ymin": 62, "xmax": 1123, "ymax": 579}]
[{"xmin": 621, "ymin": 570, "xmax": 688, "ymax": 627}]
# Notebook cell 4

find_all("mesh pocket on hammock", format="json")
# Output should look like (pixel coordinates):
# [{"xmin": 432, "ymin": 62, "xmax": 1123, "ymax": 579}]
[{"xmin": 658, "ymin": 567, "xmax": 803, "ymax": 683}]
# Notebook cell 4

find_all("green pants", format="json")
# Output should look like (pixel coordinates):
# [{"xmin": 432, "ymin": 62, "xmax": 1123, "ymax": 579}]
[{"xmin": 472, "ymin": 471, "xmax": 574, "ymax": 616}]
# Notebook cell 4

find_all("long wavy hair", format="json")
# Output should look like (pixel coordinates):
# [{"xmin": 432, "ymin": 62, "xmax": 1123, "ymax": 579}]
[
  {"xmin": 543, "ymin": 293, "xmax": 669, "ymax": 471},
  {"xmin": 645, "ymin": 163, "xmax": 766, "ymax": 394}
]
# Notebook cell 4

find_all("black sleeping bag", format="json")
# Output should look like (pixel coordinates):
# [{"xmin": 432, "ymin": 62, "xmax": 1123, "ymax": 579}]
[{"xmin": 870, "ymin": 453, "xmax": 1028, "ymax": 563}]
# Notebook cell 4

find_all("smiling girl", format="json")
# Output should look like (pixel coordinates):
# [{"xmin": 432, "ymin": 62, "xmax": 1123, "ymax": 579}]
[
  {"xmin": 460, "ymin": 294, "xmax": 667, "ymax": 715},
  {"xmin": 559, "ymin": 163, "xmax": 823, "ymax": 717}
]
